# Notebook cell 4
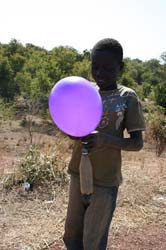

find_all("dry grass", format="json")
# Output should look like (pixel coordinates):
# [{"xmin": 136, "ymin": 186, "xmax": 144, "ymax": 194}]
[
  {"xmin": 0, "ymin": 186, "xmax": 67, "ymax": 250},
  {"xmin": 0, "ymin": 119, "xmax": 166, "ymax": 249}
]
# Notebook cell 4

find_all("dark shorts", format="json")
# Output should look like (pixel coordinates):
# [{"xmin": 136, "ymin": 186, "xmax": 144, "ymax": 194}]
[{"xmin": 63, "ymin": 175, "xmax": 119, "ymax": 250}]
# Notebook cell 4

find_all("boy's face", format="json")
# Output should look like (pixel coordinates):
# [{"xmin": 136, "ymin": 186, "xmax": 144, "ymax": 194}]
[{"xmin": 91, "ymin": 50, "xmax": 123, "ymax": 91}]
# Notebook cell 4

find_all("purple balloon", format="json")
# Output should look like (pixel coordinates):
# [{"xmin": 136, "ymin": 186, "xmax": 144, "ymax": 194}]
[{"xmin": 49, "ymin": 76, "xmax": 102, "ymax": 137}]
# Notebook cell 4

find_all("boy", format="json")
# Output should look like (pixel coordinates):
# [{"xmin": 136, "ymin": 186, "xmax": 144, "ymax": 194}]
[{"xmin": 63, "ymin": 38, "xmax": 146, "ymax": 250}]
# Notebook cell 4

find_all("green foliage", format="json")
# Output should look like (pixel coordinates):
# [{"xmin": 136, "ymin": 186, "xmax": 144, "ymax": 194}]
[
  {"xmin": 0, "ymin": 56, "xmax": 15, "ymax": 100},
  {"xmin": 2, "ymin": 172, "xmax": 20, "ymax": 190},
  {"xmin": 50, "ymin": 46, "xmax": 79, "ymax": 78},
  {"xmin": 19, "ymin": 116, "xmax": 27, "ymax": 127},
  {"xmin": 148, "ymin": 110, "xmax": 166, "ymax": 156},
  {"xmin": 160, "ymin": 52, "xmax": 166, "ymax": 64},
  {"xmin": 0, "ymin": 39, "xmax": 165, "ymax": 113},
  {"xmin": 3, "ymin": 145, "xmax": 68, "ymax": 190},
  {"xmin": 154, "ymin": 81, "xmax": 166, "ymax": 108},
  {"xmin": 0, "ymin": 98, "xmax": 15, "ymax": 120},
  {"xmin": 119, "ymin": 73, "xmax": 135, "ymax": 88},
  {"xmin": 142, "ymin": 82, "xmax": 152, "ymax": 98},
  {"xmin": 129, "ymin": 59, "xmax": 144, "ymax": 84},
  {"xmin": 20, "ymin": 146, "xmax": 62, "ymax": 186},
  {"xmin": 142, "ymin": 59, "xmax": 161, "ymax": 86},
  {"xmin": 14, "ymin": 71, "xmax": 32, "ymax": 97},
  {"xmin": 72, "ymin": 59, "xmax": 91, "ymax": 79},
  {"xmin": 4, "ymin": 39, "xmax": 25, "ymax": 56}
]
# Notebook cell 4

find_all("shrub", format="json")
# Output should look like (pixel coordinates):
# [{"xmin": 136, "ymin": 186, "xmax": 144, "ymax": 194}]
[
  {"xmin": 3, "ymin": 145, "xmax": 68, "ymax": 190},
  {"xmin": 147, "ymin": 109, "xmax": 166, "ymax": 156},
  {"xmin": 0, "ymin": 98, "xmax": 15, "ymax": 120},
  {"xmin": 154, "ymin": 81, "xmax": 166, "ymax": 109},
  {"xmin": 19, "ymin": 145, "xmax": 67, "ymax": 186}
]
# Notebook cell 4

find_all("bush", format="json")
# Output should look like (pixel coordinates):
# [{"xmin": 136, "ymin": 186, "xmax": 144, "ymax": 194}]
[
  {"xmin": 19, "ymin": 145, "xmax": 67, "ymax": 186},
  {"xmin": 142, "ymin": 82, "xmax": 152, "ymax": 98},
  {"xmin": 3, "ymin": 145, "xmax": 68, "ymax": 190},
  {"xmin": 0, "ymin": 98, "xmax": 15, "ymax": 120},
  {"xmin": 154, "ymin": 81, "xmax": 166, "ymax": 109},
  {"xmin": 148, "ymin": 109, "xmax": 166, "ymax": 156}
]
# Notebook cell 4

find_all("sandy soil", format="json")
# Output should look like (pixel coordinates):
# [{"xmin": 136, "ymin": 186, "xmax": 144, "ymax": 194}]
[{"xmin": 0, "ymin": 120, "xmax": 166, "ymax": 250}]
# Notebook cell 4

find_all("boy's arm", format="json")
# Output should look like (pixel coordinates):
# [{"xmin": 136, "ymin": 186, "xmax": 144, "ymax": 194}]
[
  {"xmin": 82, "ymin": 130, "xmax": 143, "ymax": 152},
  {"xmin": 101, "ymin": 130, "xmax": 143, "ymax": 151}
]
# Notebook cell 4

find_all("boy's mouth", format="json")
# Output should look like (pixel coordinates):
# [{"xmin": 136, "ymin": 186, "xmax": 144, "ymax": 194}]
[{"xmin": 97, "ymin": 79, "xmax": 105, "ymax": 84}]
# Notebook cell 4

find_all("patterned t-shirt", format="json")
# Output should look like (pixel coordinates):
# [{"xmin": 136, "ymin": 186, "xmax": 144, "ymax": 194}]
[{"xmin": 68, "ymin": 84, "xmax": 146, "ymax": 187}]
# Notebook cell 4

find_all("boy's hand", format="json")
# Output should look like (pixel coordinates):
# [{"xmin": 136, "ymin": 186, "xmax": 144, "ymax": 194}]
[
  {"xmin": 67, "ymin": 134, "xmax": 81, "ymax": 140},
  {"xmin": 81, "ymin": 131, "xmax": 99, "ymax": 152}
]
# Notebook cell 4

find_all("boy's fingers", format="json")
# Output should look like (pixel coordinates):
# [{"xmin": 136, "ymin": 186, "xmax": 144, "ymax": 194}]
[
  {"xmin": 82, "ymin": 133, "xmax": 96, "ymax": 141},
  {"xmin": 82, "ymin": 142, "xmax": 94, "ymax": 152}
]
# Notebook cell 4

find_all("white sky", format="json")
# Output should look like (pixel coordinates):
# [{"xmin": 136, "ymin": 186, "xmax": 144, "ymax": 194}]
[{"xmin": 0, "ymin": 0, "xmax": 165, "ymax": 61}]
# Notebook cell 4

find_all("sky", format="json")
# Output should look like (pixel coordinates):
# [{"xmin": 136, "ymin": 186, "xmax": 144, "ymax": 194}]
[{"xmin": 0, "ymin": 0, "xmax": 166, "ymax": 61}]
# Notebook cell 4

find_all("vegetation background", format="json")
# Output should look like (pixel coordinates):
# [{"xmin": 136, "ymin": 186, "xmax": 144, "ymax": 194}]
[{"xmin": 0, "ymin": 39, "xmax": 166, "ymax": 249}]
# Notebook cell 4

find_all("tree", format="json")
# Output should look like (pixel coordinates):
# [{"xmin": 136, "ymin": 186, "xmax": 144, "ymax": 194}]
[
  {"xmin": 14, "ymin": 72, "xmax": 32, "ymax": 97},
  {"xmin": 160, "ymin": 52, "xmax": 166, "ymax": 64},
  {"xmin": 9, "ymin": 53, "xmax": 26, "ymax": 74},
  {"xmin": 154, "ymin": 81, "xmax": 166, "ymax": 109},
  {"xmin": 30, "ymin": 71, "xmax": 52, "ymax": 111},
  {"xmin": 4, "ymin": 39, "xmax": 25, "ymax": 57},
  {"xmin": 72, "ymin": 59, "xmax": 91, "ymax": 80},
  {"xmin": 50, "ymin": 46, "xmax": 79, "ymax": 78},
  {"xmin": 0, "ymin": 56, "xmax": 15, "ymax": 100},
  {"xmin": 119, "ymin": 73, "xmax": 135, "ymax": 88}
]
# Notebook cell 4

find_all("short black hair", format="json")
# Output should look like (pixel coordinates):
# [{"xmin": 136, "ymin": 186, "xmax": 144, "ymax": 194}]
[{"xmin": 91, "ymin": 38, "xmax": 123, "ymax": 63}]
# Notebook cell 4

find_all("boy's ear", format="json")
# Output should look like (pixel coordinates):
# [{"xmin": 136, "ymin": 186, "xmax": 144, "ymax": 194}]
[
  {"xmin": 120, "ymin": 61, "xmax": 124, "ymax": 71},
  {"xmin": 118, "ymin": 61, "xmax": 124, "ymax": 78}
]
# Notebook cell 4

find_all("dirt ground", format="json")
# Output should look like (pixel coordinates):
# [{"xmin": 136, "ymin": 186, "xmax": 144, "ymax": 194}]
[{"xmin": 0, "ymin": 119, "xmax": 166, "ymax": 250}]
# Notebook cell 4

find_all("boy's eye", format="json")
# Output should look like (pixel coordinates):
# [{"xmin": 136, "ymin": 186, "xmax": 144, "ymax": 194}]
[
  {"xmin": 104, "ymin": 66, "xmax": 115, "ymax": 71},
  {"xmin": 103, "ymin": 67, "xmax": 111, "ymax": 71},
  {"xmin": 92, "ymin": 65, "xmax": 98, "ymax": 70},
  {"xmin": 92, "ymin": 64, "xmax": 115, "ymax": 72}
]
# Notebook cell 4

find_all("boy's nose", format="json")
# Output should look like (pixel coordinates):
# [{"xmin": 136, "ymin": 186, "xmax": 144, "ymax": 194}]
[{"xmin": 96, "ymin": 69, "xmax": 104, "ymax": 78}]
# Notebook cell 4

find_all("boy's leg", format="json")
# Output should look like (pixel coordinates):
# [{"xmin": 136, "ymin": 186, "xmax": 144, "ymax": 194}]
[
  {"xmin": 63, "ymin": 175, "xmax": 85, "ymax": 250},
  {"xmin": 83, "ymin": 185, "xmax": 118, "ymax": 250}
]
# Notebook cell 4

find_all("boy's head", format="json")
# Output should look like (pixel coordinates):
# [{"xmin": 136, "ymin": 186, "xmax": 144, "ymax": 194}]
[{"xmin": 91, "ymin": 38, "xmax": 124, "ymax": 91}]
